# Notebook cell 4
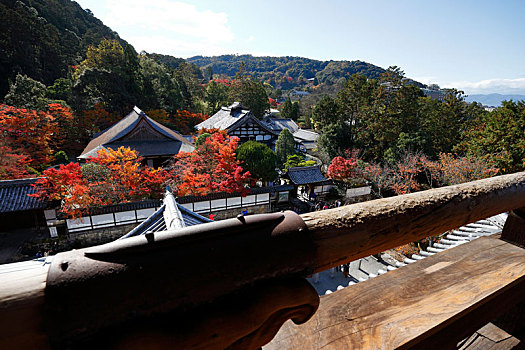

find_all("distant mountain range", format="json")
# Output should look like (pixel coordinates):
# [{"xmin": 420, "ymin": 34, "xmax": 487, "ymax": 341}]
[{"xmin": 464, "ymin": 94, "xmax": 525, "ymax": 106}]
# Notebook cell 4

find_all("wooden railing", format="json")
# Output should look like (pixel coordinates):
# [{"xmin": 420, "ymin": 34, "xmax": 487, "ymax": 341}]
[{"xmin": 1, "ymin": 172, "xmax": 525, "ymax": 349}]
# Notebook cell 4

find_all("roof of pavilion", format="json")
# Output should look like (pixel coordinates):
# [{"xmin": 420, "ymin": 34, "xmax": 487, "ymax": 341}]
[{"xmin": 79, "ymin": 106, "xmax": 194, "ymax": 159}]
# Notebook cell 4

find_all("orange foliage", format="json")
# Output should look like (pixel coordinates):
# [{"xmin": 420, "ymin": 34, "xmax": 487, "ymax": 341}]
[
  {"xmin": 80, "ymin": 103, "xmax": 120, "ymax": 135},
  {"xmin": 32, "ymin": 162, "xmax": 96, "ymax": 219},
  {"xmin": 0, "ymin": 103, "xmax": 73, "ymax": 168},
  {"xmin": 0, "ymin": 143, "xmax": 33, "ymax": 180},
  {"xmin": 144, "ymin": 109, "xmax": 171, "ymax": 126},
  {"xmin": 171, "ymin": 110, "xmax": 208, "ymax": 134},
  {"xmin": 33, "ymin": 147, "xmax": 168, "ymax": 218},
  {"xmin": 169, "ymin": 133, "xmax": 253, "ymax": 196},
  {"xmin": 422, "ymin": 153, "xmax": 498, "ymax": 187}
]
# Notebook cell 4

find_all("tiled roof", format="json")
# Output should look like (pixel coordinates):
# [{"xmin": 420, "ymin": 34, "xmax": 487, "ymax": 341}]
[
  {"xmin": 195, "ymin": 103, "xmax": 277, "ymax": 136},
  {"xmin": 285, "ymin": 166, "xmax": 327, "ymax": 185},
  {"xmin": 176, "ymin": 184, "xmax": 294, "ymax": 204},
  {"xmin": 262, "ymin": 118, "xmax": 318, "ymax": 146},
  {"xmin": 264, "ymin": 118, "xmax": 300, "ymax": 133},
  {"xmin": 292, "ymin": 129, "xmax": 318, "ymax": 142},
  {"xmin": 79, "ymin": 107, "xmax": 194, "ymax": 159},
  {"xmin": 195, "ymin": 102, "xmax": 251, "ymax": 131},
  {"xmin": 0, "ymin": 178, "xmax": 46, "ymax": 213},
  {"xmin": 120, "ymin": 191, "xmax": 210, "ymax": 238}
]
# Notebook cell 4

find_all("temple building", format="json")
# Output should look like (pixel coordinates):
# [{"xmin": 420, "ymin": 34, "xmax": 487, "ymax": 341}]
[
  {"xmin": 282, "ymin": 165, "xmax": 333, "ymax": 199},
  {"xmin": 195, "ymin": 102, "xmax": 318, "ymax": 152},
  {"xmin": 78, "ymin": 107, "xmax": 194, "ymax": 167},
  {"xmin": 195, "ymin": 102, "xmax": 278, "ymax": 147},
  {"xmin": 263, "ymin": 116, "xmax": 319, "ymax": 152}
]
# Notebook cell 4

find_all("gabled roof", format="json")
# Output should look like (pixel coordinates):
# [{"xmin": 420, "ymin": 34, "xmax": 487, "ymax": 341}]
[
  {"xmin": 120, "ymin": 190, "xmax": 210, "ymax": 239},
  {"xmin": 264, "ymin": 118, "xmax": 300, "ymax": 133},
  {"xmin": 195, "ymin": 102, "xmax": 277, "ymax": 136},
  {"xmin": 79, "ymin": 107, "xmax": 194, "ymax": 159},
  {"xmin": 263, "ymin": 117, "xmax": 319, "ymax": 145},
  {"xmin": 285, "ymin": 166, "xmax": 328, "ymax": 185},
  {"xmin": 0, "ymin": 178, "xmax": 46, "ymax": 213},
  {"xmin": 195, "ymin": 102, "xmax": 250, "ymax": 131},
  {"xmin": 292, "ymin": 129, "xmax": 319, "ymax": 142}
]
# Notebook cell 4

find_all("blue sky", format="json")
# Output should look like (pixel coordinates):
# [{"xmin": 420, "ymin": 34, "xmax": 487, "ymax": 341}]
[{"xmin": 77, "ymin": 0, "xmax": 525, "ymax": 95}]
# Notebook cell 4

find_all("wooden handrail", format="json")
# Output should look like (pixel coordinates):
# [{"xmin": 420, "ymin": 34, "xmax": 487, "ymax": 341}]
[
  {"xmin": 1, "ymin": 172, "xmax": 525, "ymax": 348},
  {"xmin": 303, "ymin": 171, "xmax": 525, "ymax": 272}
]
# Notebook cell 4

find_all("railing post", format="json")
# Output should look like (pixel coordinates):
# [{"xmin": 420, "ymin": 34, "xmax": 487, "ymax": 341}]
[
  {"xmin": 501, "ymin": 207, "xmax": 525, "ymax": 248},
  {"xmin": 494, "ymin": 207, "xmax": 525, "ymax": 334}
]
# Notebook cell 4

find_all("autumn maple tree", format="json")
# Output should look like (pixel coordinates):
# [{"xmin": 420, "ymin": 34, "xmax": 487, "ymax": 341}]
[
  {"xmin": 33, "ymin": 147, "xmax": 168, "ymax": 218},
  {"xmin": 32, "ymin": 162, "xmax": 96, "ymax": 219},
  {"xmin": 0, "ymin": 103, "xmax": 73, "ymax": 169},
  {"xmin": 0, "ymin": 142, "xmax": 33, "ymax": 180},
  {"xmin": 168, "ymin": 133, "xmax": 253, "ymax": 196},
  {"xmin": 422, "ymin": 153, "xmax": 498, "ymax": 187},
  {"xmin": 327, "ymin": 150, "xmax": 361, "ymax": 182}
]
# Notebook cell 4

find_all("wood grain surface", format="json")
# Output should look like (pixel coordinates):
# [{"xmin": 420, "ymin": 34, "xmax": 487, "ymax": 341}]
[
  {"xmin": 301, "ymin": 172, "xmax": 525, "ymax": 273},
  {"xmin": 0, "ymin": 261, "xmax": 49, "ymax": 349},
  {"xmin": 265, "ymin": 236, "xmax": 525, "ymax": 350}
]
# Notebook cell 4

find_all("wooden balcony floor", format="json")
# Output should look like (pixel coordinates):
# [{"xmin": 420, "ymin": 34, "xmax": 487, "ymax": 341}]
[
  {"xmin": 265, "ymin": 235, "xmax": 525, "ymax": 349},
  {"xmin": 459, "ymin": 322, "xmax": 521, "ymax": 349}
]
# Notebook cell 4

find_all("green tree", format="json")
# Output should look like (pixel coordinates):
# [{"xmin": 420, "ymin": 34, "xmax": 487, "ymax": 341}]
[
  {"xmin": 3, "ymin": 74, "xmax": 49, "ymax": 110},
  {"xmin": 47, "ymin": 77, "xmax": 73, "ymax": 102},
  {"xmin": 283, "ymin": 154, "xmax": 315, "ymax": 170},
  {"xmin": 72, "ymin": 39, "xmax": 142, "ymax": 114},
  {"xmin": 195, "ymin": 133, "xmax": 211, "ymax": 147},
  {"xmin": 139, "ymin": 55, "xmax": 183, "ymax": 112},
  {"xmin": 458, "ymin": 100, "xmax": 525, "ymax": 173},
  {"xmin": 228, "ymin": 63, "xmax": 269, "ymax": 119},
  {"xmin": 275, "ymin": 129, "xmax": 296, "ymax": 164},
  {"xmin": 336, "ymin": 73, "xmax": 377, "ymax": 140},
  {"xmin": 237, "ymin": 141, "xmax": 278, "ymax": 182},
  {"xmin": 174, "ymin": 61, "xmax": 205, "ymax": 111},
  {"xmin": 281, "ymin": 98, "xmax": 300, "ymax": 121},
  {"xmin": 317, "ymin": 122, "xmax": 353, "ymax": 160},
  {"xmin": 205, "ymin": 81, "xmax": 229, "ymax": 115},
  {"xmin": 312, "ymin": 95, "xmax": 339, "ymax": 130}
]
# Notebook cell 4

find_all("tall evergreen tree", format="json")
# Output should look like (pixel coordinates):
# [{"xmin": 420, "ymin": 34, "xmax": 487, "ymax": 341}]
[{"xmin": 275, "ymin": 129, "xmax": 296, "ymax": 164}]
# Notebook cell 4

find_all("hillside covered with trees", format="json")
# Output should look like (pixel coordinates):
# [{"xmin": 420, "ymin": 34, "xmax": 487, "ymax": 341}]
[
  {"xmin": 187, "ymin": 54, "xmax": 385, "ymax": 91},
  {"xmin": 0, "ymin": 0, "xmax": 126, "ymax": 97}
]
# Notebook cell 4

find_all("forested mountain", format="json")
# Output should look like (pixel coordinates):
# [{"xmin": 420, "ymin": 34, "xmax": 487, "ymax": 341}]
[
  {"xmin": 0, "ymin": 0, "xmax": 125, "ymax": 97},
  {"xmin": 187, "ymin": 55, "xmax": 385, "ymax": 91}
]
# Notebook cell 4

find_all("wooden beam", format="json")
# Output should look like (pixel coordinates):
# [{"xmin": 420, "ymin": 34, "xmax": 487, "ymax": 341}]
[
  {"xmin": 265, "ymin": 235, "xmax": 525, "ymax": 350},
  {"xmin": 302, "ymin": 172, "xmax": 525, "ymax": 272},
  {"xmin": 0, "ymin": 261, "xmax": 49, "ymax": 348}
]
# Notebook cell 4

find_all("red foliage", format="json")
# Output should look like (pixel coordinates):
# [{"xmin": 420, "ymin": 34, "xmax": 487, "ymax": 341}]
[
  {"xmin": 79, "ymin": 103, "xmax": 120, "ymax": 137},
  {"xmin": 327, "ymin": 151, "xmax": 360, "ymax": 181},
  {"xmin": 0, "ymin": 103, "xmax": 73, "ymax": 168},
  {"xmin": 32, "ymin": 163, "xmax": 96, "ymax": 219},
  {"xmin": 268, "ymin": 97, "xmax": 278, "ymax": 107},
  {"xmin": 0, "ymin": 143, "xmax": 33, "ymax": 180},
  {"xmin": 32, "ymin": 147, "xmax": 168, "ymax": 218},
  {"xmin": 170, "ymin": 110, "xmax": 208, "ymax": 134},
  {"xmin": 212, "ymin": 79, "xmax": 231, "ymax": 87},
  {"xmin": 169, "ymin": 133, "xmax": 253, "ymax": 196}
]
